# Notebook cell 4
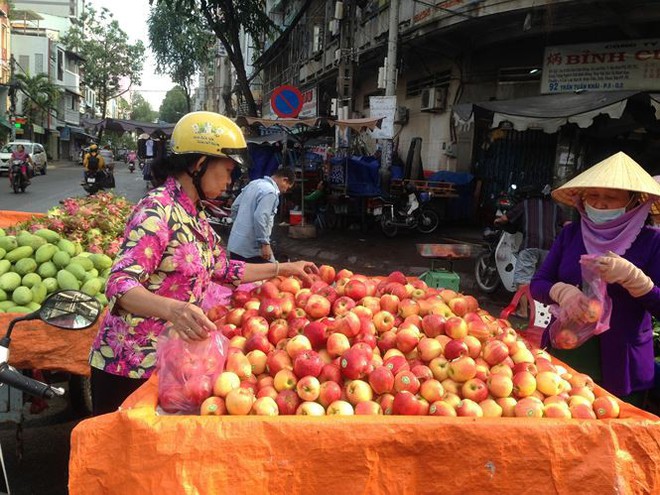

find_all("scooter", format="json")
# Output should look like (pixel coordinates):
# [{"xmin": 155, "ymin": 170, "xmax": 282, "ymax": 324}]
[
  {"xmin": 82, "ymin": 169, "xmax": 115, "ymax": 195},
  {"xmin": 378, "ymin": 185, "xmax": 440, "ymax": 237},
  {"xmin": 203, "ymin": 197, "xmax": 234, "ymax": 238},
  {"xmin": 0, "ymin": 290, "xmax": 101, "ymax": 491},
  {"xmin": 9, "ymin": 160, "xmax": 29, "ymax": 194},
  {"xmin": 128, "ymin": 161, "xmax": 135, "ymax": 173},
  {"xmin": 474, "ymin": 184, "xmax": 523, "ymax": 293}
]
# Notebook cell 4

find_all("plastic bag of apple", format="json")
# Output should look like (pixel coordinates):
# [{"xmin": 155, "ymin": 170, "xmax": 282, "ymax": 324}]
[{"xmin": 158, "ymin": 266, "xmax": 621, "ymax": 420}]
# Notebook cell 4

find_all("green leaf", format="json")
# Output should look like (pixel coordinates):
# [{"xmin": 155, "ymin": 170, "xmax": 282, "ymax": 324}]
[
  {"xmin": 99, "ymin": 345, "xmax": 115, "ymax": 358},
  {"xmin": 140, "ymin": 352, "xmax": 157, "ymax": 369}
]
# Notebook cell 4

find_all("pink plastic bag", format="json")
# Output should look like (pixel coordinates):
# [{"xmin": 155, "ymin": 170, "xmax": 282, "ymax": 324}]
[
  {"xmin": 548, "ymin": 254, "xmax": 612, "ymax": 350},
  {"xmin": 156, "ymin": 329, "xmax": 229, "ymax": 414}
]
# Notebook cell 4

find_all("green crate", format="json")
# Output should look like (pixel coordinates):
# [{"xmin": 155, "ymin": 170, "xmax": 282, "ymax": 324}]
[{"xmin": 419, "ymin": 269, "xmax": 460, "ymax": 291}]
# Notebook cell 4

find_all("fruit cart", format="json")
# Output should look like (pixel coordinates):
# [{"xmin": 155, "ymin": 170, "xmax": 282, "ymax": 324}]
[
  {"xmin": 0, "ymin": 211, "xmax": 100, "ymax": 454},
  {"xmin": 416, "ymin": 243, "xmax": 480, "ymax": 291},
  {"xmin": 69, "ymin": 367, "xmax": 660, "ymax": 495}
]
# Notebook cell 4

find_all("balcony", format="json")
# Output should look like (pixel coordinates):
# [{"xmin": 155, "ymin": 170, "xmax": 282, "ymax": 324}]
[{"xmin": 58, "ymin": 69, "xmax": 80, "ymax": 95}]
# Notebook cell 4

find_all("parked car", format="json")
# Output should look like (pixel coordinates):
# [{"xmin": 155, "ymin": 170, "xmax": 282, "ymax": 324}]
[{"xmin": 0, "ymin": 140, "xmax": 48, "ymax": 175}]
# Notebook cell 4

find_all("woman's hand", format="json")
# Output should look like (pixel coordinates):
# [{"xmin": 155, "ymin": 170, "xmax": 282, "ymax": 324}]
[
  {"xmin": 595, "ymin": 251, "xmax": 654, "ymax": 298},
  {"xmin": 167, "ymin": 300, "xmax": 216, "ymax": 343},
  {"xmin": 280, "ymin": 260, "xmax": 319, "ymax": 285},
  {"xmin": 549, "ymin": 282, "xmax": 591, "ymax": 324}
]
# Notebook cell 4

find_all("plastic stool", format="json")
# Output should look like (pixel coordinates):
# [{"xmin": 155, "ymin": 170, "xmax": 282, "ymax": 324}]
[{"xmin": 500, "ymin": 284, "xmax": 551, "ymax": 348}]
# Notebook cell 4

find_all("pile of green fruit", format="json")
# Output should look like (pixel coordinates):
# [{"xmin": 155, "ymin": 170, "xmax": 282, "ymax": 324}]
[{"xmin": 0, "ymin": 227, "xmax": 111, "ymax": 314}]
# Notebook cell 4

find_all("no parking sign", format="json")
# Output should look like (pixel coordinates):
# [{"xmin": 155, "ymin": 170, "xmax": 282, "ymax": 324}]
[{"xmin": 270, "ymin": 85, "xmax": 304, "ymax": 118}]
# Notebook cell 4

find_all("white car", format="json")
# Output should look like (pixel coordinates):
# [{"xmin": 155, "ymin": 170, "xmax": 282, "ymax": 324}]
[{"xmin": 0, "ymin": 141, "xmax": 48, "ymax": 175}]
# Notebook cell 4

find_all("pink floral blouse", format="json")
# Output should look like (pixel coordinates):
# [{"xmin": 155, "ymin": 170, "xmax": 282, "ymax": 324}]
[{"xmin": 90, "ymin": 177, "xmax": 245, "ymax": 379}]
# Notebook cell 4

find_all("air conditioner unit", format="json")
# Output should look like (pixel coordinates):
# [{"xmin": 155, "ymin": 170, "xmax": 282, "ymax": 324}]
[{"xmin": 420, "ymin": 87, "xmax": 447, "ymax": 112}]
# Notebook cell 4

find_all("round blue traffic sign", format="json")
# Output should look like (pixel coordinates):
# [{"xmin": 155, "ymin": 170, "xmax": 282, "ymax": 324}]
[{"xmin": 270, "ymin": 85, "xmax": 303, "ymax": 118}]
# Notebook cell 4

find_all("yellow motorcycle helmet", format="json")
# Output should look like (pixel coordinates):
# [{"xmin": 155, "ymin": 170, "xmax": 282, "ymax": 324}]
[
  {"xmin": 89, "ymin": 144, "xmax": 98, "ymax": 152},
  {"xmin": 170, "ymin": 111, "xmax": 248, "ymax": 169}
]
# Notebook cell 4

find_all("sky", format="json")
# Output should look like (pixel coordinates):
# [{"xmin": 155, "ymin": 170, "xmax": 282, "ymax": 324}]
[{"xmin": 90, "ymin": 0, "xmax": 175, "ymax": 110}]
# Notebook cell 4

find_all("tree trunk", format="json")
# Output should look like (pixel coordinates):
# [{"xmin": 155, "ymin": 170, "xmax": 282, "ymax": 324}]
[
  {"xmin": 97, "ymin": 96, "xmax": 107, "ymax": 141},
  {"xmin": 231, "ymin": 54, "xmax": 258, "ymax": 117}
]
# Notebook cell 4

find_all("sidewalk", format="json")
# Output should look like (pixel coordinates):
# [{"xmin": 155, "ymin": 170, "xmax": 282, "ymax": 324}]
[{"xmin": 272, "ymin": 221, "xmax": 516, "ymax": 315}]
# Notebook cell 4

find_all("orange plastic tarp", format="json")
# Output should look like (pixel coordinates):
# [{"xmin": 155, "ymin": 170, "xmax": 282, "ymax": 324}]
[
  {"xmin": 0, "ymin": 210, "xmax": 43, "ymax": 228},
  {"xmin": 69, "ymin": 371, "xmax": 660, "ymax": 495}
]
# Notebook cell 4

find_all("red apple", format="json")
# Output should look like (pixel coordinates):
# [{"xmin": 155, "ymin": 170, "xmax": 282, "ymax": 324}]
[
  {"xmin": 592, "ymin": 395, "xmax": 620, "ymax": 419},
  {"xmin": 443, "ymin": 339, "xmax": 469, "ymax": 360},
  {"xmin": 379, "ymin": 294, "xmax": 400, "ymax": 314},
  {"xmin": 326, "ymin": 332, "xmax": 350, "ymax": 358},
  {"xmin": 461, "ymin": 378, "xmax": 489, "ymax": 403},
  {"xmin": 339, "ymin": 346, "xmax": 371, "ymax": 380},
  {"xmin": 482, "ymin": 339, "xmax": 510, "ymax": 366},
  {"xmin": 514, "ymin": 397, "xmax": 544, "ymax": 418},
  {"xmin": 355, "ymin": 401, "xmax": 383, "ymax": 415},
  {"xmin": 368, "ymin": 366, "xmax": 395, "ymax": 395},
  {"xmin": 391, "ymin": 391, "xmax": 422, "ymax": 415},
  {"xmin": 296, "ymin": 375, "xmax": 321, "ymax": 401},
  {"xmin": 318, "ymin": 265, "xmax": 336, "ymax": 285},
  {"xmin": 332, "ymin": 311, "xmax": 361, "ymax": 338},
  {"xmin": 446, "ymin": 355, "xmax": 477, "ymax": 382},
  {"xmin": 275, "ymin": 389, "xmax": 301, "ymax": 415},
  {"xmin": 395, "ymin": 327, "xmax": 421, "ymax": 354},
  {"xmin": 225, "ymin": 387, "xmax": 255, "ymax": 415},
  {"xmin": 448, "ymin": 297, "xmax": 469, "ymax": 317},
  {"xmin": 393, "ymin": 370, "xmax": 421, "ymax": 394},
  {"xmin": 304, "ymin": 294, "xmax": 331, "ymax": 319},
  {"xmin": 293, "ymin": 349, "xmax": 324, "ymax": 378},
  {"xmin": 444, "ymin": 316, "xmax": 468, "ymax": 339},
  {"xmin": 318, "ymin": 380, "xmax": 342, "ymax": 408},
  {"xmin": 200, "ymin": 396, "xmax": 227, "ymax": 416},
  {"xmin": 512, "ymin": 371, "xmax": 537, "ymax": 398},
  {"xmin": 455, "ymin": 398, "xmax": 483, "ymax": 417},
  {"xmin": 383, "ymin": 354, "xmax": 410, "ymax": 375},
  {"xmin": 428, "ymin": 400, "xmax": 457, "ymax": 416}
]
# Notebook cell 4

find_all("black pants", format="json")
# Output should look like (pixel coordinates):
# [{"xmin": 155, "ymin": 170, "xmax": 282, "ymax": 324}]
[
  {"xmin": 91, "ymin": 367, "xmax": 146, "ymax": 416},
  {"xmin": 229, "ymin": 252, "xmax": 272, "ymax": 264}
]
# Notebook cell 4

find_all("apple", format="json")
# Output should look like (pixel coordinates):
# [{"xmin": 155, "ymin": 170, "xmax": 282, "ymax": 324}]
[
  {"xmin": 259, "ymin": 298, "xmax": 284, "ymax": 322},
  {"xmin": 373, "ymin": 311, "xmax": 395, "ymax": 333},
  {"xmin": 225, "ymin": 308, "xmax": 247, "ymax": 327},
  {"xmin": 319, "ymin": 265, "xmax": 336, "ymax": 285},
  {"xmin": 318, "ymin": 380, "xmax": 342, "ymax": 408},
  {"xmin": 585, "ymin": 299, "xmax": 603, "ymax": 323},
  {"xmin": 231, "ymin": 290, "xmax": 252, "ymax": 308},
  {"xmin": 326, "ymin": 332, "xmax": 351, "ymax": 358},
  {"xmin": 443, "ymin": 339, "xmax": 468, "ymax": 360},
  {"xmin": 438, "ymin": 289, "xmax": 457, "ymax": 303},
  {"xmin": 398, "ymin": 299, "xmax": 420, "ymax": 319},
  {"xmin": 479, "ymin": 399, "xmax": 503, "ymax": 418},
  {"xmin": 286, "ymin": 334, "xmax": 312, "ymax": 358},
  {"xmin": 482, "ymin": 339, "xmax": 510, "ymax": 366},
  {"xmin": 354, "ymin": 401, "xmax": 382, "ymax": 415},
  {"xmin": 544, "ymin": 402, "xmax": 572, "ymax": 418},
  {"xmin": 368, "ymin": 366, "xmax": 395, "ymax": 395},
  {"xmin": 395, "ymin": 327, "xmax": 421, "ymax": 354},
  {"xmin": 275, "ymin": 389, "xmax": 301, "ymax": 415},
  {"xmin": 244, "ymin": 333, "xmax": 272, "ymax": 355},
  {"xmin": 487, "ymin": 373, "xmax": 514, "ymax": 398},
  {"xmin": 379, "ymin": 294, "xmax": 400, "ymax": 314},
  {"xmin": 257, "ymin": 385, "xmax": 278, "ymax": 400},
  {"xmin": 213, "ymin": 371, "xmax": 240, "ymax": 398},
  {"xmin": 304, "ymin": 294, "xmax": 332, "ymax": 319},
  {"xmin": 326, "ymin": 400, "xmax": 354, "ymax": 415},
  {"xmin": 301, "ymin": 320, "xmax": 329, "ymax": 350},
  {"xmin": 512, "ymin": 362, "xmax": 538, "ymax": 376},
  {"xmin": 572, "ymin": 386, "xmax": 596, "ymax": 404},
  {"xmin": 345, "ymin": 379, "xmax": 373, "ymax": 405},
  {"xmin": 242, "ymin": 315, "xmax": 270, "ymax": 340},
  {"xmin": 553, "ymin": 328, "xmax": 579, "ymax": 349},
  {"xmin": 420, "ymin": 379, "xmax": 445, "ymax": 403},
  {"xmin": 426, "ymin": 298, "xmax": 454, "ymax": 317},
  {"xmin": 455, "ymin": 399, "xmax": 483, "ymax": 417},
  {"xmin": 226, "ymin": 351, "xmax": 252, "ymax": 380},
  {"xmin": 536, "ymin": 371, "xmax": 562, "ymax": 397},
  {"xmin": 266, "ymin": 349, "xmax": 293, "ymax": 375},
  {"xmin": 352, "ymin": 306, "xmax": 374, "ymax": 321},
  {"xmin": 462, "ymin": 377, "xmax": 489, "ymax": 402},
  {"xmin": 512, "ymin": 371, "xmax": 537, "ymax": 398},
  {"xmin": 448, "ymin": 296, "xmax": 469, "ymax": 317},
  {"xmin": 489, "ymin": 363, "xmax": 513, "ymax": 378},
  {"xmin": 246, "ymin": 350, "xmax": 268, "ymax": 375},
  {"xmin": 251, "ymin": 396, "xmax": 279, "ymax": 416},
  {"xmin": 467, "ymin": 319, "xmax": 492, "ymax": 342},
  {"xmin": 421, "ymin": 314, "xmax": 446, "ymax": 337},
  {"xmin": 393, "ymin": 370, "xmax": 421, "ymax": 394},
  {"xmin": 428, "ymin": 400, "xmax": 457, "ymax": 416},
  {"xmin": 411, "ymin": 364, "xmax": 433, "ymax": 383},
  {"xmin": 429, "ymin": 357, "xmax": 450, "ymax": 381},
  {"xmin": 200, "ymin": 396, "xmax": 227, "ymax": 416},
  {"xmin": 514, "ymin": 397, "xmax": 544, "ymax": 418},
  {"xmin": 534, "ymin": 358, "xmax": 558, "ymax": 374},
  {"xmin": 340, "ymin": 346, "xmax": 371, "ymax": 380},
  {"xmin": 570, "ymin": 402, "xmax": 597, "ymax": 419},
  {"xmin": 279, "ymin": 277, "xmax": 302, "ymax": 295},
  {"xmin": 273, "ymin": 369, "xmax": 298, "ymax": 392},
  {"xmin": 391, "ymin": 391, "xmax": 422, "ymax": 415},
  {"xmin": 315, "ymin": 284, "xmax": 338, "ymax": 305},
  {"xmin": 332, "ymin": 311, "xmax": 361, "ymax": 338},
  {"xmin": 225, "ymin": 387, "xmax": 255, "ymax": 415},
  {"xmin": 344, "ymin": 279, "xmax": 368, "ymax": 300},
  {"xmin": 318, "ymin": 362, "xmax": 342, "ymax": 384},
  {"xmin": 383, "ymin": 354, "xmax": 410, "ymax": 375},
  {"xmin": 293, "ymin": 349, "xmax": 324, "ymax": 378},
  {"xmin": 446, "ymin": 355, "xmax": 477, "ymax": 382},
  {"xmin": 336, "ymin": 268, "xmax": 354, "ymax": 281},
  {"xmin": 296, "ymin": 401, "xmax": 326, "ymax": 416},
  {"xmin": 267, "ymin": 319, "xmax": 289, "ymax": 346},
  {"xmin": 294, "ymin": 289, "xmax": 313, "ymax": 309},
  {"xmin": 332, "ymin": 296, "xmax": 357, "ymax": 316},
  {"xmin": 462, "ymin": 335, "xmax": 482, "ymax": 359},
  {"xmin": 444, "ymin": 317, "xmax": 468, "ymax": 339},
  {"xmin": 296, "ymin": 376, "xmax": 321, "ymax": 401},
  {"xmin": 592, "ymin": 396, "xmax": 620, "ymax": 419},
  {"xmin": 415, "ymin": 337, "xmax": 442, "ymax": 362}
]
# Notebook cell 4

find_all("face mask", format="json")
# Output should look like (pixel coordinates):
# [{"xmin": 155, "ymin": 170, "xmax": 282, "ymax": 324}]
[{"xmin": 584, "ymin": 202, "xmax": 626, "ymax": 224}]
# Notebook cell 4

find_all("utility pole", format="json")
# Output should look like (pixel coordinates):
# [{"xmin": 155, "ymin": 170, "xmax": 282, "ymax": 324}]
[
  {"xmin": 8, "ymin": 55, "xmax": 16, "ymax": 141},
  {"xmin": 336, "ymin": 0, "xmax": 355, "ymax": 151},
  {"xmin": 382, "ymin": 0, "xmax": 399, "ymax": 173}
]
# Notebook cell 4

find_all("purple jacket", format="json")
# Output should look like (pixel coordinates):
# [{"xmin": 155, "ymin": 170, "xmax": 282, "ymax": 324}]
[{"xmin": 530, "ymin": 221, "xmax": 660, "ymax": 397}]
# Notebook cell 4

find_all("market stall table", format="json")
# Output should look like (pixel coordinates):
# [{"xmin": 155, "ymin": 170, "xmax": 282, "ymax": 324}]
[{"xmin": 69, "ymin": 366, "xmax": 660, "ymax": 495}]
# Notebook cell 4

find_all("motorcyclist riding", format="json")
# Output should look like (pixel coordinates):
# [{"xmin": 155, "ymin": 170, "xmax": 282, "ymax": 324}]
[
  {"xmin": 10, "ymin": 144, "xmax": 33, "ymax": 185},
  {"xmin": 83, "ymin": 144, "xmax": 105, "ymax": 174}
]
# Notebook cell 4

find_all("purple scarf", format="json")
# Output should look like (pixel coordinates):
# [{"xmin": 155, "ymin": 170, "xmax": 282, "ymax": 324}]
[{"xmin": 578, "ymin": 200, "xmax": 652, "ymax": 255}]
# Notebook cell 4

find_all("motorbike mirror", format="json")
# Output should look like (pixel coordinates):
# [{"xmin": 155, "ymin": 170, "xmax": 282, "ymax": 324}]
[{"xmin": 38, "ymin": 290, "xmax": 102, "ymax": 330}]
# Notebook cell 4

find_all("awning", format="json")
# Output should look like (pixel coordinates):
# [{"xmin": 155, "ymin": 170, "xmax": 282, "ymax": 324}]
[
  {"xmin": 246, "ymin": 132, "xmax": 289, "ymax": 144},
  {"xmin": 82, "ymin": 118, "xmax": 175, "ymax": 137},
  {"xmin": 236, "ymin": 116, "xmax": 384, "ymax": 132},
  {"xmin": 453, "ymin": 91, "xmax": 640, "ymax": 133},
  {"xmin": 67, "ymin": 126, "xmax": 96, "ymax": 141},
  {"xmin": 0, "ymin": 117, "xmax": 12, "ymax": 131}
]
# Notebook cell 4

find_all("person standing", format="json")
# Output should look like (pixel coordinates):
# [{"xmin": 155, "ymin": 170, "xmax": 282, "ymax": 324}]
[
  {"xmin": 228, "ymin": 167, "xmax": 295, "ymax": 263},
  {"xmin": 530, "ymin": 152, "xmax": 660, "ymax": 405}
]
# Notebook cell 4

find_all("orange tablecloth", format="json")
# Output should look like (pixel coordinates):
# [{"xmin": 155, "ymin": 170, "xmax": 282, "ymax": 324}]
[
  {"xmin": 0, "ymin": 210, "xmax": 43, "ymax": 228},
  {"xmin": 69, "ymin": 370, "xmax": 660, "ymax": 495}
]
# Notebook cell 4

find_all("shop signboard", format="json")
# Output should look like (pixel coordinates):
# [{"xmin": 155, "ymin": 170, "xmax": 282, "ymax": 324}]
[
  {"xmin": 298, "ymin": 87, "xmax": 317, "ymax": 118},
  {"xmin": 369, "ymin": 96, "xmax": 396, "ymax": 140},
  {"xmin": 541, "ymin": 38, "xmax": 660, "ymax": 94}
]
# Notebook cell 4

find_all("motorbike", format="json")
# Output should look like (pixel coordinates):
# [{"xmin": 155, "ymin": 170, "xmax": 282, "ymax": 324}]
[
  {"xmin": 82, "ymin": 168, "xmax": 115, "ymax": 195},
  {"xmin": 128, "ymin": 162, "xmax": 135, "ymax": 173},
  {"xmin": 203, "ymin": 196, "xmax": 234, "ymax": 238},
  {"xmin": 9, "ymin": 160, "xmax": 29, "ymax": 194},
  {"xmin": 378, "ymin": 186, "xmax": 440, "ymax": 237},
  {"xmin": 474, "ymin": 184, "xmax": 523, "ymax": 293},
  {"xmin": 0, "ymin": 290, "xmax": 100, "ymax": 488}
]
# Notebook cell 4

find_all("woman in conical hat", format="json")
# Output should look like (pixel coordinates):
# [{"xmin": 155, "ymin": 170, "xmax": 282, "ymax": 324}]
[{"xmin": 530, "ymin": 152, "xmax": 660, "ymax": 405}]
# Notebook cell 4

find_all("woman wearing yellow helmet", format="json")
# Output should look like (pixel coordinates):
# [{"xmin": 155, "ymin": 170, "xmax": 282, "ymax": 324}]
[{"xmin": 89, "ymin": 112, "xmax": 318, "ymax": 415}]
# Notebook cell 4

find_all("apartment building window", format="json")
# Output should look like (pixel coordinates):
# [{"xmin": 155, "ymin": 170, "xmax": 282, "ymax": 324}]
[
  {"xmin": 35, "ymin": 53, "xmax": 44, "ymax": 74},
  {"xmin": 18, "ymin": 55, "xmax": 29, "ymax": 74},
  {"xmin": 57, "ymin": 49, "xmax": 64, "ymax": 81},
  {"xmin": 70, "ymin": 94, "xmax": 76, "ymax": 110}
]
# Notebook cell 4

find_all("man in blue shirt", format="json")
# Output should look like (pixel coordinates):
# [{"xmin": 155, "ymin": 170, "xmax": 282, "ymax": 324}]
[{"xmin": 228, "ymin": 167, "xmax": 295, "ymax": 263}]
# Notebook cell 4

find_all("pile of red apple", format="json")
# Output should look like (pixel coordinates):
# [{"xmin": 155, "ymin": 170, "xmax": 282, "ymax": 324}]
[{"xmin": 178, "ymin": 266, "xmax": 620, "ymax": 420}]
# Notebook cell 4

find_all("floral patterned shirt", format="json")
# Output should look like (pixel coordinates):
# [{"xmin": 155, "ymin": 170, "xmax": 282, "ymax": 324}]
[{"xmin": 90, "ymin": 177, "xmax": 245, "ymax": 379}]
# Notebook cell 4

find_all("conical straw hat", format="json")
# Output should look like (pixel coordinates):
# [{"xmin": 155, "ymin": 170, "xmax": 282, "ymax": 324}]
[{"xmin": 552, "ymin": 152, "xmax": 660, "ymax": 212}]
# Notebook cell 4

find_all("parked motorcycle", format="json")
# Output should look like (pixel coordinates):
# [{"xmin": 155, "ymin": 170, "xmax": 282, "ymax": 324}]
[
  {"xmin": 0, "ymin": 290, "xmax": 100, "ymax": 485},
  {"xmin": 474, "ymin": 183, "xmax": 523, "ymax": 293},
  {"xmin": 203, "ymin": 196, "xmax": 235, "ymax": 238},
  {"xmin": 9, "ymin": 159, "xmax": 29, "ymax": 194},
  {"xmin": 378, "ymin": 185, "xmax": 439, "ymax": 237}
]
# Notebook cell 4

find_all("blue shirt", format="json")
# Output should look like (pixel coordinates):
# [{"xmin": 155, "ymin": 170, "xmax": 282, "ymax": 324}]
[{"xmin": 227, "ymin": 176, "xmax": 279, "ymax": 259}]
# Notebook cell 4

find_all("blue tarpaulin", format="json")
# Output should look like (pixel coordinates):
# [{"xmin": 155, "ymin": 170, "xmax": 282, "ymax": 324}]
[
  {"xmin": 248, "ymin": 143, "xmax": 282, "ymax": 180},
  {"xmin": 330, "ymin": 156, "xmax": 382, "ymax": 197},
  {"xmin": 427, "ymin": 171, "xmax": 475, "ymax": 221}
]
